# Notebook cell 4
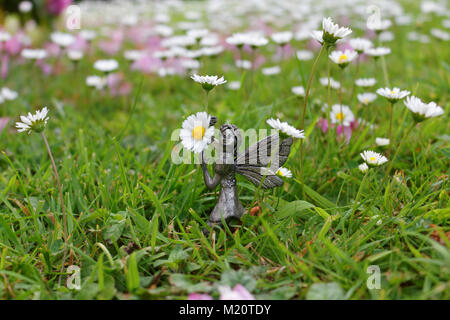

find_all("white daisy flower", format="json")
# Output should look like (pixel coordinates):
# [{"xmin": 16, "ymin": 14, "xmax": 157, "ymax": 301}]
[
  {"xmin": 16, "ymin": 107, "xmax": 49, "ymax": 134},
  {"xmin": 276, "ymin": 167, "xmax": 293, "ymax": 178},
  {"xmin": 319, "ymin": 17, "xmax": 352, "ymax": 45},
  {"xmin": 227, "ymin": 81, "xmax": 241, "ymax": 90},
  {"xmin": 357, "ymin": 93, "xmax": 377, "ymax": 105},
  {"xmin": 86, "ymin": 75, "xmax": 106, "ymax": 90},
  {"xmin": 355, "ymin": 78, "xmax": 376, "ymax": 87},
  {"xmin": 19, "ymin": 1, "xmax": 33, "ymax": 13},
  {"xmin": 310, "ymin": 30, "xmax": 324, "ymax": 45},
  {"xmin": 375, "ymin": 137, "xmax": 390, "ymax": 146},
  {"xmin": 271, "ymin": 31, "xmax": 293, "ymax": 45},
  {"xmin": 0, "ymin": 31, "xmax": 11, "ymax": 42},
  {"xmin": 21, "ymin": 49, "xmax": 47, "ymax": 60},
  {"xmin": 50, "ymin": 32, "xmax": 75, "ymax": 48},
  {"xmin": 367, "ymin": 19, "xmax": 392, "ymax": 32},
  {"xmin": 404, "ymin": 96, "xmax": 444, "ymax": 122},
  {"xmin": 291, "ymin": 86, "xmax": 305, "ymax": 96},
  {"xmin": 330, "ymin": 104, "xmax": 355, "ymax": 126},
  {"xmin": 430, "ymin": 28, "xmax": 450, "ymax": 41},
  {"xmin": 124, "ymin": 50, "xmax": 144, "ymax": 62},
  {"xmin": 377, "ymin": 87, "xmax": 410, "ymax": 104},
  {"xmin": 79, "ymin": 29, "xmax": 97, "ymax": 42},
  {"xmin": 235, "ymin": 60, "xmax": 252, "ymax": 70},
  {"xmin": 1, "ymin": 87, "xmax": 18, "ymax": 101},
  {"xmin": 261, "ymin": 66, "xmax": 281, "ymax": 76},
  {"xmin": 67, "ymin": 50, "xmax": 83, "ymax": 61},
  {"xmin": 179, "ymin": 112, "xmax": 215, "ymax": 153},
  {"xmin": 379, "ymin": 31, "xmax": 395, "ymax": 42},
  {"xmin": 94, "ymin": 59, "xmax": 119, "ymax": 73},
  {"xmin": 187, "ymin": 28, "xmax": 209, "ymax": 40},
  {"xmin": 349, "ymin": 38, "xmax": 373, "ymax": 53},
  {"xmin": 201, "ymin": 46, "xmax": 224, "ymax": 57},
  {"xmin": 296, "ymin": 50, "xmax": 314, "ymax": 61},
  {"xmin": 226, "ymin": 33, "xmax": 248, "ymax": 48},
  {"xmin": 358, "ymin": 163, "xmax": 369, "ymax": 172},
  {"xmin": 266, "ymin": 118, "xmax": 305, "ymax": 139},
  {"xmin": 365, "ymin": 47, "xmax": 391, "ymax": 57},
  {"xmin": 180, "ymin": 59, "xmax": 200, "ymax": 71},
  {"xmin": 190, "ymin": 74, "xmax": 226, "ymax": 91},
  {"xmin": 360, "ymin": 150, "xmax": 388, "ymax": 167},
  {"xmin": 320, "ymin": 77, "xmax": 340, "ymax": 89},
  {"xmin": 329, "ymin": 49, "xmax": 358, "ymax": 68}
]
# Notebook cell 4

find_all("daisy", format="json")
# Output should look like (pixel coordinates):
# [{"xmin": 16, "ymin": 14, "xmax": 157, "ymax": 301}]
[
  {"xmin": 227, "ymin": 81, "xmax": 241, "ymax": 90},
  {"xmin": 367, "ymin": 19, "xmax": 392, "ymax": 33},
  {"xmin": 67, "ymin": 50, "xmax": 83, "ymax": 61},
  {"xmin": 1, "ymin": 87, "xmax": 18, "ymax": 101},
  {"xmin": 404, "ymin": 96, "xmax": 444, "ymax": 122},
  {"xmin": 379, "ymin": 31, "xmax": 395, "ymax": 42},
  {"xmin": 86, "ymin": 75, "xmax": 106, "ymax": 90},
  {"xmin": 276, "ymin": 167, "xmax": 293, "ymax": 178},
  {"xmin": 50, "ymin": 32, "xmax": 76, "ymax": 48},
  {"xmin": 271, "ymin": 31, "xmax": 293, "ymax": 45},
  {"xmin": 320, "ymin": 77, "xmax": 340, "ymax": 89},
  {"xmin": 16, "ymin": 107, "xmax": 49, "ymax": 134},
  {"xmin": 349, "ymin": 38, "xmax": 373, "ymax": 54},
  {"xmin": 94, "ymin": 59, "xmax": 119, "ymax": 73},
  {"xmin": 317, "ymin": 17, "xmax": 352, "ymax": 46},
  {"xmin": 296, "ymin": 50, "xmax": 314, "ymax": 61},
  {"xmin": 124, "ymin": 50, "xmax": 144, "ymax": 62},
  {"xmin": 375, "ymin": 138, "xmax": 390, "ymax": 146},
  {"xmin": 358, "ymin": 163, "xmax": 369, "ymax": 172},
  {"xmin": 0, "ymin": 31, "xmax": 11, "ymax": 42},
  {"xmin": 190, "ymin": 74, "xmax": 226, "ymax": 91},
  {"xmin": 187, "ymin": 29, "xmax": 209, "ymax": 40},
  {"xmin": 79, "ymin": 29, "xmax": 97, "ymax": 42},
  {"xmin": 329, "ymin": 49, "xmax": 358, "ymax": 68},
  {"xmin": 235, "ymin": 60, "xmax": 252, "ymax": 70},
  {"xmin": 179, "ymin": 112, "xmax": 215, "ymax": 153},
  {"xmin": 261, "ymin": 66, "xmax": 281, "ymax": 76},
  {"xmin": 360, "ymin": 150, "xmax": 388, "ymax": 167},
  {"xmin": 430, "ymin": 28, "xmax": 450, "ymax": 41},
  {"xmin": 291, "ymin": 86, "xmax": 305, "ymax": 97},
  {"xmin": 19, "ymin": 1, "xmax": 33, "ymax": 13},
  {"xmin": 201, "ymin": 46, "xmax": 224, "ymax": 57},
  {"xmin": 21, "ymin": 49, "xmax": 47, "ymax": 60},
  {"xmin": 266, "ymin": 118, "xmax": 305, "ymax": 139},
  {"xmin": 330, "ymin": 104, "xmax": 355, "ymax": 126},
  {"xmin": 365, "ymin": 47, "xmax": 391, "ymax": 58},
  {"xmin": 355, "ymin": 78, "xmax": 376, "ymax": 87},
  {"xmin": 357, "ymin": 93, "xmax": 377, "ymax": 105},
  {"xmin": 180, "ymin": 59, "xmax": 200, "ymax": 71},
  {"xmin": 377, "ymin": 87, "xmax": 410, "ymax": 104}
]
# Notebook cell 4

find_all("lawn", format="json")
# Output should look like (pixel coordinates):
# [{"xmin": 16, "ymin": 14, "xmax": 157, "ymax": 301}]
[{"xmin": 0, "ymin": 0, "xmax": 448, "ymax": 300}]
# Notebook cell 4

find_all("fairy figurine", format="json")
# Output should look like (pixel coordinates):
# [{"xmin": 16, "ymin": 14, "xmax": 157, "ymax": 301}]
[{"xmin": 200, "ymin": 117, "xmax": 293, "ymax": 227}]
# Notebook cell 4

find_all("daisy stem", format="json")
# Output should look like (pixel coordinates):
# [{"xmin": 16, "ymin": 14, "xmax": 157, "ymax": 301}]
[
  {"xmin": 205, "ymin": 90, "xmax": 210, "ymax": 112},
  {"xmin": 299, "ymin": 44, "xmax": 325, "ymax": 198},
  {"xmin": 41, "ymin": 132, "xmax": 67, "ymax": 241},
  {"xmin": 349, "ymin": 55, "xmax": 360, "ymax": 103},
  {"xmin": 339, "ymin": 70, "xmax": 344, "ymax": 124},
  {"xmin": 388, "ymin": 102, "xmax": 394, "ymax": 151},
  {"xmin": 351, "ymin": 169, "xmax": 369, "ymax": 217},
  {"xmin": 385, "ymin": 122, "xmax": 415, "ymax": 177},
  {"xmin": 381, "ymin": 55, "xmax": 390, "ymax": 87}
]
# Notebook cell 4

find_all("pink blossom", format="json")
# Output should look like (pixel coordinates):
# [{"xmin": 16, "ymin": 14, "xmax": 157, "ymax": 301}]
[
  {"xmin": 219, "ymin": 285, "xmax": 255, "ymax": 300},
  {"xmin": 46, "ymin": 0, "xmax": 73, "ymax": 16},
  {"xmin": 4, "ymin": 36, "xmax": 22, "ymax": 56},
  {"xmin": 44, "ymin": 42, "xmax": 61, "ymax": 57},
  {"xmin": 0, "ymin": 117, "xmax": 10, "ymax": 133},
  {"xmin": 317, "ymin": 118, "xmax": 360, "ymax": 144},
  {"xmin": 188, "ymin": 293, "xmax": 213, "ymax": 300},
  {"xmin": 1, "ymin": 55, "xmax": 9, "ymax": 79},
  {"xmin": 131, "ymin": 55, "xmax": 162, "ymax": 74}
]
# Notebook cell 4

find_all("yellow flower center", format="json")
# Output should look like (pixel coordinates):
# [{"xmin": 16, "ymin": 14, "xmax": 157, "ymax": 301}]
[
  {"xmin": 336, "ymin": 112, "xmax": 345, "ymax": 121},
  {"xmin": 192, "ymin": 126, "xmax": 205, "ymax": 141},
  {"xmin": 391, "ymin": 90, "xmax": 396, "ymax": 94},
  {"xmin": 363, "ymin": 98, "xmax": 369, "ymax": 104},
  {"xmin": 338, "ymin": 54, "xmax": 348, "ymax": 63},
  {"xmin": 369, "ymin": 157, "xmax": 376, "ymax": 162}
]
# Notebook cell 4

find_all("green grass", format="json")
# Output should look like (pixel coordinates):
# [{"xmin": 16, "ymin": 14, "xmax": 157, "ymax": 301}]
[{"xmin": 0, "ymin": 5, "xmax": 449, "ymax": 300}]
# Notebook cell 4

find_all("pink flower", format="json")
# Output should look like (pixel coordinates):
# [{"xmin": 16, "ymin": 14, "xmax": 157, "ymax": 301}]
[
  {"xmin": 219, "ymin": 285, "xmax": 255, "ymax": 300},
  {"xmin": 4, "ymin": 35, "xmax": 22, "ymax": 56},
  {"xmin": 0, "ymin": 117, "xmax": 10, "ymax": 133},
  {"xmin": 1, "ymin": 55, "xmax": 9, "ymax": 79},
  {"xmin": 188, "ymin": 293, "xmax": 213, "ymax": 300},
  {"xmin": 316, "ymin": 118, "xmax": 360, "ymax": 144},
  {"xmin": 46, "ymin": 0, "xmax": 73, "ymax": 16}
]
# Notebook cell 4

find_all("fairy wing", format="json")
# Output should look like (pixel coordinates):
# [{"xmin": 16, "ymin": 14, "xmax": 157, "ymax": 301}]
[{"xmin": 235, "ymin": 134, "xmax": 293, "ymax": 189}]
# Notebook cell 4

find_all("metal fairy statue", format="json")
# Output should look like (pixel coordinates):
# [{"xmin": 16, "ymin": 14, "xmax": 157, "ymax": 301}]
[{"xmin": 200, "ymin": 116, "xmax": 293, "ymax": 227}]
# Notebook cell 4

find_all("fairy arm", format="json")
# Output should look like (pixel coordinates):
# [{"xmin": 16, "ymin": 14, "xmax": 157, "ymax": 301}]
[{"xmin": 201, "ymin": 152, "xmax": 221, "ymax": 190}]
